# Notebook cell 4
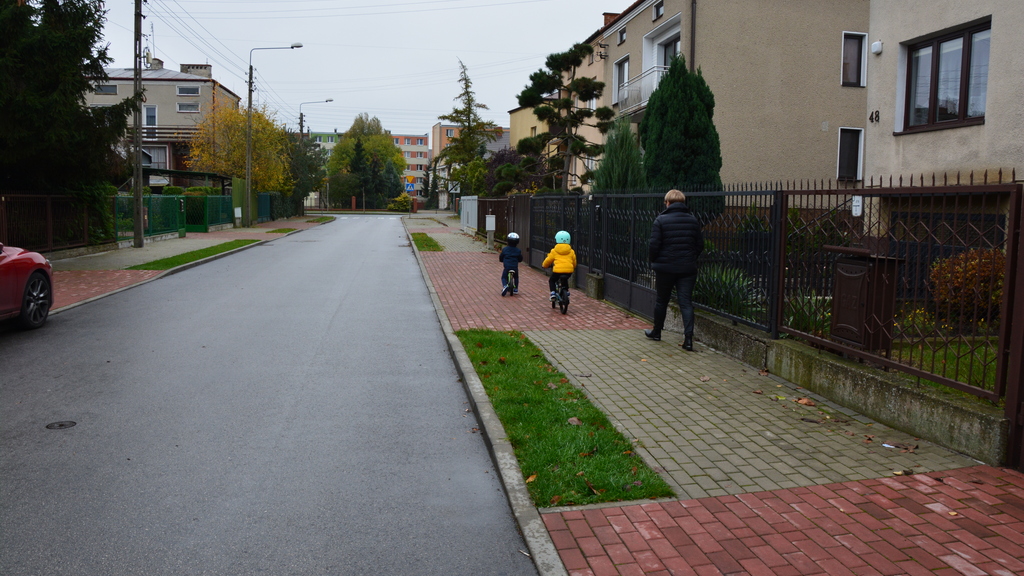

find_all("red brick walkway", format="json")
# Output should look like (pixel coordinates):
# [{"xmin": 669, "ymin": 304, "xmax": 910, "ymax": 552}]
[
  {"xmin": 52, "ymin": 270, "xmax": 162, "ymax": 309},
  {"xmin": 421, "ymin": 251, "xmax": 647, "ymax": 332},
  {"xmin": 543, "ymin": 465, "xmax": 1024, "ymax": 576}
]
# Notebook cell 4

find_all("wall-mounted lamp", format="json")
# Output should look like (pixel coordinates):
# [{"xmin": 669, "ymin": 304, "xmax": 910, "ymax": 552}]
[{"xmin": 871, "ymin": 41, "xmax": 883, "ymax": 55}]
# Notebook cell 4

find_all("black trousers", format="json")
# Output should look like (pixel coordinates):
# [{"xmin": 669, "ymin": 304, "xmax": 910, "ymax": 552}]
[
  {"xmin": 549, "ymin": 272, "xmax": 572, "ymax": 293},
  {"xmin": 652, "ymin": 271, "xmax": 697, "ymax": 337}
]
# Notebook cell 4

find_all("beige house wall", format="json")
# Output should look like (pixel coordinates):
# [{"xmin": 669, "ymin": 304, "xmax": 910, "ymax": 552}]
[
  {"xmin": 864, "ymin": 0, "xmax": 1024, "ymax": 179},
  {"xmin": 599, "ymin": 0, "xmax": 870, "ymax": 184}
]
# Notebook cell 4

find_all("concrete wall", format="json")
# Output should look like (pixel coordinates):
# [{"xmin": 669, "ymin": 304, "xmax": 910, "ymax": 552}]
[
  {"xmin": 661, "ymin": 306, "xmax": 1009, "ymax": 466},
  {"xmin": 864, "ymin": 0, "xmax": 1024, "ymax": 177}
]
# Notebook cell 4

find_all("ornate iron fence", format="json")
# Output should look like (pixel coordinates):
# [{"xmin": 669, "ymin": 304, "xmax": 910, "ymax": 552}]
[
  {"xmin": 0, "ymin": 194, "xmax": 90, "ymax": 251},
  {"xmin": 528, "ymin": 172, "xmax": 1022, "ymax": 406}
]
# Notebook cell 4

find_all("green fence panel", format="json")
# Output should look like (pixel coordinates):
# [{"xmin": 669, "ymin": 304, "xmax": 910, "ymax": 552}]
[{"xmin": 208, "ymin": 196, "xmax": 234, "ymax": 226}]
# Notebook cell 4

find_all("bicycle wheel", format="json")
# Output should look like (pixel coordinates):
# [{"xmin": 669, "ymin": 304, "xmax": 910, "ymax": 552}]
[{"xmin": 559, "ymin": 290, "xmax": 569, "ymax": 314}]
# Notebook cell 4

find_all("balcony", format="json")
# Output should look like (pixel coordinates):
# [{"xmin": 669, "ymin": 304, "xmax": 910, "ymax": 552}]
[{"xmin": 617, "ymin": 66, "xmax": 669, "ymax": 116}]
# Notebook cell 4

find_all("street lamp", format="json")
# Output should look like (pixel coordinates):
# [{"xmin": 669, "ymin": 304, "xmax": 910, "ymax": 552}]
[
  {"xmin": 298, "ymin": 98, "xmax": 333, "ymax": 138},
  {"xmin": 245, "ymin": 42, "xmax": 302, "ymax": 227}
]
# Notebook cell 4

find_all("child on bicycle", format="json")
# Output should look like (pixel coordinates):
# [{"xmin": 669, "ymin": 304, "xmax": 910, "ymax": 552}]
[
  {"xmin": 542, "ymin": 230, "xmax": 576, "ymax": 301},
  {"xmin": 499, "ymin": 232, "xmax": 523, "ymax": 296}
]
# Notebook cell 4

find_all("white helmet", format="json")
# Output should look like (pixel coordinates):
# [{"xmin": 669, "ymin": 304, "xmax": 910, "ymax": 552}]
[{"xmin": 507, "ymin": 232, "xmax": 520, "ymax": 241}]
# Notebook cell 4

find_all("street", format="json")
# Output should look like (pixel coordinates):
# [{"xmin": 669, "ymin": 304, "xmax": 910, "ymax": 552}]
[{"xmin": 0, "ymin": 216, "xmax": 537, "ymax": 575}]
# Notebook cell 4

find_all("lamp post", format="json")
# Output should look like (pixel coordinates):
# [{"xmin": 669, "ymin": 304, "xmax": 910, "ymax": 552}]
[
  {"xmin": 298, "ymin": 98, "xmax": 333, "ymax": 139},
  {"xmin": 245, "ymin": 42, "xmax": 302, "ymax": 227}
]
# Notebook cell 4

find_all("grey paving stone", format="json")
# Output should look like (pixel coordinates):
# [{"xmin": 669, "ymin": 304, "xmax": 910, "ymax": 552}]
[{"xmin": 524, "ymin": 328, "xmax": 978, "ymax": 498}]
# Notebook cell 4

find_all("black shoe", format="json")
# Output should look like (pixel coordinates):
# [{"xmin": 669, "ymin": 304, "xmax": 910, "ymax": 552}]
[
  {"xmin": 682, "ymin": 335, "xmax": 693, "ymax": 351},
  {"xmin": 644, "ymin": 329, "xmax": 661, "ymax": 341}
]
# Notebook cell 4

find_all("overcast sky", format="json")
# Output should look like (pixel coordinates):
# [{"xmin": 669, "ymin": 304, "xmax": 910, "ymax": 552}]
[{"xmin": 100, "ymin": 0, "xmax": 627, "ymax": 137}]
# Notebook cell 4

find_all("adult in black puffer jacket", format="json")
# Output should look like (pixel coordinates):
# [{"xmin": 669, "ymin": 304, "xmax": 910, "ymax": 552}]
[{"xmin": 645, "ymin": 189, "xmax": 703, "ymax": 350}]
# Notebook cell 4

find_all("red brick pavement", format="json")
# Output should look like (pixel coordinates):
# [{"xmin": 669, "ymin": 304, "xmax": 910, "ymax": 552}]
[
  {"xmin": 544, "ymin": 465, "xmax": 1024, "ymax": 576},
  {"xmin": 52, "ymin": 270, "xmax": 162, "ymax": 310},
  {"xmin": 421, "ymin": 251, "xmax": 647, "ymax": 332}
]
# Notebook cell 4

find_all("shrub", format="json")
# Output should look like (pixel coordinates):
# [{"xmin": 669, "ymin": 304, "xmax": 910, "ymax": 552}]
[
  {"xmin": 164, "ymin": 186, "xmax": 185, "ymax": 195},
  {"xmin": 929, "ymin": 248, "xmax": 1004, "ymax": 324},
  {"xmin": 694, "ymin": 263, "xmax": 764, "ymax": 320},
  {"xmin": 185, "ymin": 186, "xmax": 217, "ymax": 196},
  {"xmin": 387, "ymin": 192, "xmax": 412, "ymax": 212},
  {"xmin": 784, "ymin": 288, "xmax": 831, "ymax": 336}
]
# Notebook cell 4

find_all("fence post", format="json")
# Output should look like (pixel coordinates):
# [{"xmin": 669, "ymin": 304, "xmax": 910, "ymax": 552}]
[
  {"xmin": 46, "ymin": 196, "xmax": 53, "ymax": 252},
  {"xmin": 628, "ymin": 195, "xmax": 636, "ymax": 309},
  {"xmin": 768, "ymin": 188, "xmax": 784, "ymax": 338}
]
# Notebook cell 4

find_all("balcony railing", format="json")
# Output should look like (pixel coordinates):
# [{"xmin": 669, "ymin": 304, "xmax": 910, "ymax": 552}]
[{"xmin": 617, "ymin": 66, "xmax": 669, "ymax": 115}]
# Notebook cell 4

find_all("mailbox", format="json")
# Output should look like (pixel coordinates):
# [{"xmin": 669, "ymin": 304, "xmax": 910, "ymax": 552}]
[{"xmin": 827, "ymin": 246, "xmax": 901, "ymax": 352}]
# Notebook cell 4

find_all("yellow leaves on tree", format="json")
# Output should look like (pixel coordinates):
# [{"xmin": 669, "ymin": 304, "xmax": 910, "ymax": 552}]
[{"xmin": 187, "ymin": 101, "xmax": 292, "ymax": 194}]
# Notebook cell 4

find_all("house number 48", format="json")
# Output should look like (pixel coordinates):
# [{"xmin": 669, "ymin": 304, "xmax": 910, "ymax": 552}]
[{"xmin": 868, "ymin": 110, "xmax": 880, "ymax": 123}]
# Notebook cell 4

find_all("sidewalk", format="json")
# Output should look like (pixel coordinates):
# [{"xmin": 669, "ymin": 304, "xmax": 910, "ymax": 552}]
[
  {"xmin": 408, "ymin": 213, "xmax": 1024, "ymax": 576},
  {"xmin": 48, "ymin": 218, "xmax": 322, "ymax": 311}
]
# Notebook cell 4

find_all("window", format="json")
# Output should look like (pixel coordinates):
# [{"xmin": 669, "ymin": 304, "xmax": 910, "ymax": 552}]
[
  {"xmin": 837, "ymin": 128, "xmax": 863, "ymax": 181},
  {"xmin": 327, "ymin": 135, "xmax": 335, "ymax": 143},
  {"xmin": 446, "ymin": 129, "xmax": 454, "ymax": 137},
  {"xmin": 842, "ymin": 33, "xmax": 867, "ymax": 87},
  {"xmin": 177, "ymin": 85, "xmax": 200, "ymax": 96},
  {"xmin": 315, "ymin": 135, "xmax": 322, "ymax": 143},
  {"xmin": 95, "ymin": 85, "xmax": 117, "ymax": 95},
  {"xmin": 530, "ymin": 127, "xmax": 537, "ymax": 137},
  {"xmin": 618, "ymin": 28, "xmax": 626, "ymax": 45},
  {"xmin": 904, "ymin": 22, "xmax": 990, "ymax": 131},
  {"xmin": 614, "ymin": 57, "xmax": 630, "ymax": 104},
  {"xmin": 144, "ymin": 105, "xmax": 157, "ymax": 138},
  {"xmin": 394, "ymin": 138, "xmax": 400, "ymax": 144},
  {"xmin": 404, "ymin": 138, "xmax": 411, "ymax": 145},
  {"xmin": 653, "ymin": 1, "xmax": 664, "ymax": 20},
  {"xmin": 417, "ymin": 152, "xmax": 425, "ymax": 158},
  {"xmin": 176, "ymin": 103, "xmax": 200, "ymax": 113},
  {"xmin": 660, "ymin": 36, "xmax": 680, "ymax": 66},
  {"xmin": 141, "ymin": 145, "xmax": 167, "ymax": 169},
  {"xmin": 417, "ymin": 138, "xmax": 424, "ymax": 145}
]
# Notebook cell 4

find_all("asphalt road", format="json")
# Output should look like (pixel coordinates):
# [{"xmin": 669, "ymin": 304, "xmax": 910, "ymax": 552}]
[{"xmin": 0, "ymin": 216, "xmax": 537, "ymax": 575}]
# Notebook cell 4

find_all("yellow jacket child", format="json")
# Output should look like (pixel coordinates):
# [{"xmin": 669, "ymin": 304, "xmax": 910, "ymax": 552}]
[{"xmin": 542, "ymin": 243, "xmax": 577, "ymax": 273}]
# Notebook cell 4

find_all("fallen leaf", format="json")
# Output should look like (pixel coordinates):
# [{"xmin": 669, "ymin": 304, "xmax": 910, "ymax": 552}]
[
  {"xmin": 525, "ymin": 474, "xmax": 537, "ymax": 483},
  {"xmin": 567, "ymin": 417, "xmax": 583, "ymax": 426},
  {"xmin": 622, "ymin": 450, "xmax": 633, "ymax": 455},
  {"xmin": 843, "ymin": 431, "xmax": 856, "ymax": 436},
  {"xmin": 759, "ymin": 369, "xmax": 769, "ymax": 376},
  {"xmin": 550, "ymin": 495, "xmax": 562, "ymax": 505},
  {"xmin": 560, "ymin": 378, "xmax": 568, "ymax": 383},
  {"xmin": 796, "ymin": 398, "xmax": 816, "ymax": 406},
  {"xmin": 631, "ymin": 466, "xmax": 638, "ymax": 475},
  {"xmin": 948, "ymin": 511, "xmax": 958, "ymax": 516},
  {"xmin": 585, "ymin": 479, "xmax": 601, "ymax": 495},
  {"xmin": 480, "ymin": 361, "xmax": 488, "ymax": 365},
  {"xmin": 475, "ymin": 343, "xmax": 483, "ymax": 348},
  {"xmin": 499, "ymin": 357, "xmax": 506, "ymax": 364},
  {"xmin": 576, "ymin": 471, "xmax": 585, "ymax": 476},
  {"xmin": 640, "ymin": 358, "xmax": 647, "ymax": 362},
  {"xmin": 700, "ymin": 376, "xmax": 711, "ymax": 382},
  {"xmin": 753, "ymin": 390, "xmax": 763, "ymax": 395},
  {"xmin": 547, "ymin": 383, "xmax": 558, "ymax": 390},
  {"xmin": 801, "ymin": 418, "xmax": 824, "ymax": 424}
]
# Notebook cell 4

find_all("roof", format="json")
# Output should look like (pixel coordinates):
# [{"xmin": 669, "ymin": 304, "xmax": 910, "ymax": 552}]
[{"xmin": 103, "ymin": 68, "xmax": 211, "ymax": 82}]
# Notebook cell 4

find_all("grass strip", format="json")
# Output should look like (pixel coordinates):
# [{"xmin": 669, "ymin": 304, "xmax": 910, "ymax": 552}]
[
  {"xmin": 457, "ymin": 329, "xmax": 674, "ymax": 507},
  {"xmin": 306, "ymin": 216, "xmax": 334, "ymax": 223},
  {"xmin": 267, "ymin": 228, "xmax": 296, "ymax": 234},
  {"xmin": 126, "ymin": 239, "xmax": 259, "ymax": 270},
  {"xmin": 411, "ymin": 232, "xmax": 443, "ymax": 251}
]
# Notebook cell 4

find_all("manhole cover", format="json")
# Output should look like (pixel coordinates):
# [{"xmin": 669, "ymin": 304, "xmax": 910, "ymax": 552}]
[{"xmin": 45, "ymin": 421, "xmax": 76, "ymax": 430}]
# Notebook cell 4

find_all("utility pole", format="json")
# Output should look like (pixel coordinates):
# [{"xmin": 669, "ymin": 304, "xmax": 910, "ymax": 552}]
[
  {"xmin": 132, "ymin": 0, "xmax": 144, "ymax": 248},
  {"xmin": 298, "ymin": 113, "xmax": 304, "ymax": 138}
]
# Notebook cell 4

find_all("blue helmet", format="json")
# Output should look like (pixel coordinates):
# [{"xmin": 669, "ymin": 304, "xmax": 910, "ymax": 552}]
[{"xmin": 555, "ymin": 230, "xmax": 571, "ymax": 244}]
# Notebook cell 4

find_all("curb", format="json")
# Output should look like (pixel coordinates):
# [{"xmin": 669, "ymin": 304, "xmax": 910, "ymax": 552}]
[
  {"xmin": 403, "ymin": 217, "xmax": 568, "ymax": 576},
  {"xmin": 50, "ymin": 227, "xmax": 312, "ymax": 316}
]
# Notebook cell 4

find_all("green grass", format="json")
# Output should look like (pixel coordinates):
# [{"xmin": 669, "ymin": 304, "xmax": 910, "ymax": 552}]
[
  {"xmin": 306, "ymin": 216, "xmax": 334, "ymax": 224},
  {"xmin": 411, "ymin": 232, "xmax": 443, "ymax": 251},
  {"xmin": 891, "ymin": 338, "xmax": 999, "ymax": 393},
  {"xmin": 457, "ymin": 329, "xmax": 674, "ymax": 507},
  {"xmin": 266, "ymin": 228, "xmax": 296, "ymax": 234},
  {"xmin": 126, "ymin": 239, "xmax": 259, "ymax": 270}
]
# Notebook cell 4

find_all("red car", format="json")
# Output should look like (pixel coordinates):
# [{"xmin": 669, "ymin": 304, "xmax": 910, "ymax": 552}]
[{"xmin": 0, "ymin": 243, "xmax": 53, "ymax": 329}]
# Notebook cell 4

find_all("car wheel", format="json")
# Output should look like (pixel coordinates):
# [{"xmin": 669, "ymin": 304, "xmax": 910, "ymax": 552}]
[{"xmin": 18, "ymin": 271, "xmax": 51, "ymax": 330}]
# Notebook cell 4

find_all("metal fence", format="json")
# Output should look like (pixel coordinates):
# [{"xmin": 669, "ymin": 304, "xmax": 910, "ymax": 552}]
[
  {"xmin": 0, "ymin": 194, "xmax": 92, "ymax": 251},
  {"xmin": 113, "ymin": 195, "xmax": 184, "ymax": 240},
  {"xmin": 185, "ymin": 195, "xmax": 233, "ymax": 232},
  {"xmin": 529, "ymin": 174, "xmax": 1022, "ymax": 406}
]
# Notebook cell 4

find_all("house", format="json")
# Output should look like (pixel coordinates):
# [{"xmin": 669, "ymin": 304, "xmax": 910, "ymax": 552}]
[
  {"xmin": 429, "ymin": 123, "xmax": 509, "ymax": 207},
  {"xmin": 85, "ymin": 59, "xmax": 240, "ymax": 187},
  {"xmin": 392, "ymin": 133, "xmax": 430, "ymax": 199},
  {"xmin": 590, "ymin": 0, "xmax": 870, "ymax": 185},
  {"xmin": 307, "ymin": 131, "xmax": 340, "ymax": 150},
  {"xmin": 863, "ymin": 0, "xmax": 1022, "ymax": 179}
]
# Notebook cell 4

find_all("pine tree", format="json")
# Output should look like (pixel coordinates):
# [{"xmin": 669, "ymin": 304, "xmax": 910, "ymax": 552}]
[
  {"xmin": 1, "ymin": 0, "xmax": 139, "ymax": 190},
  {"xmin": 516, "ymin": 43, "xmax": 615, "ymax": 193},
  {"xmin": 592, "ymin": 116, "xmax": 646, "ymax": 192},
  {"xmin": 639, "ymin": 55, "xmax": 723, "ymax": 212},
  {"xmin": 437, "ymin": 61, "xmax": 500, "ymax": 196}
]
